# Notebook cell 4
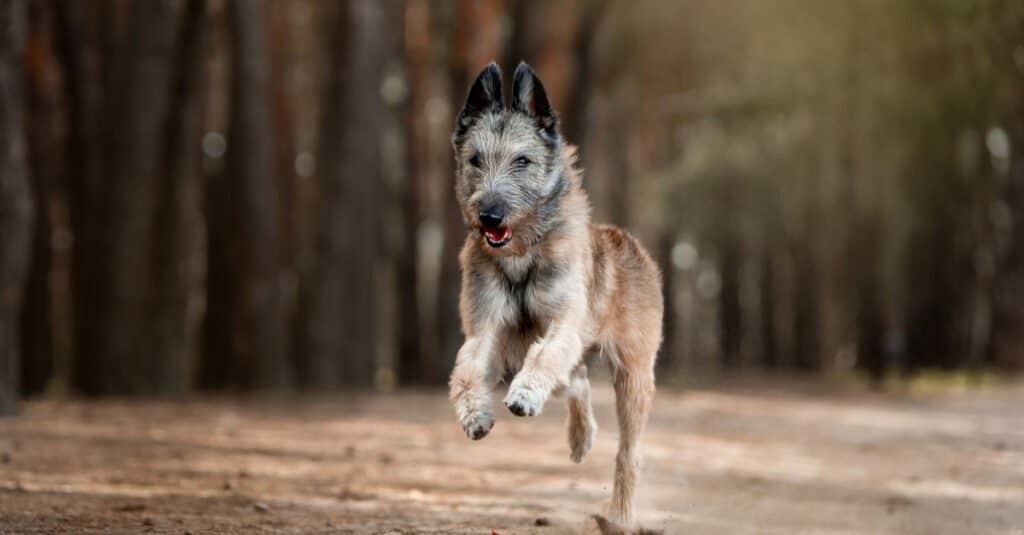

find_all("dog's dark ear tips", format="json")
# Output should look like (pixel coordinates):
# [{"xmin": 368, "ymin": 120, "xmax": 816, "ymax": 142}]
[
  {"xmin": 511, "ymin": 62, "xmax": 559, "ymax": 141},
  {"xmin": 455, "ymin": 62, "xmax": 504, "ymax": 139}
]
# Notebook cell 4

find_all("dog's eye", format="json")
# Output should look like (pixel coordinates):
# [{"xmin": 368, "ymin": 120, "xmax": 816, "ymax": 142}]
[
  {"xmin": 468, "ymin": 154, "xmax": 482, "ymax": 168},
  {"xmin": 514, "ymin": 156, "xmax": 531, "ymax": 167}
]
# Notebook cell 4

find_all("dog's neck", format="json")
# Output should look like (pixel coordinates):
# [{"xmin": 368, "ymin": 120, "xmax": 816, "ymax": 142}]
[{"xmin": 497, "ymin": 253, "xmax": 537, "ymax": 285}]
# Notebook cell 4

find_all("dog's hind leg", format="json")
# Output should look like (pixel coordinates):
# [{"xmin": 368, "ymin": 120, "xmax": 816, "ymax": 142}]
[
  {"xmin": 567, "ymin": 365, "xmax": 597, "ymax": 463},
  {"xmin": 608, "ymin": 352, "xmax": 655, "ymax": 526}
]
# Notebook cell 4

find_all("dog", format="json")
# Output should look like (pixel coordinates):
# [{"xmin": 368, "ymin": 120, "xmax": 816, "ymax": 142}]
[{"xmin": 447, "ymin": 62, "xmax": 663, "ymax": 526}]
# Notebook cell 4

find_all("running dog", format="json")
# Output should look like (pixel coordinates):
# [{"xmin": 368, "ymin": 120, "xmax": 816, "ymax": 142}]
[{"xmin": 448, "ymin": 62, "xmax": 663, "ymax": 525}]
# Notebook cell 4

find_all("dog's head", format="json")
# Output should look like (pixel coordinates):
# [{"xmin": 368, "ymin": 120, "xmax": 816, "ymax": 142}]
[{"xmin": 452, "ymin": 62, "xmax": 566, "ymax": 256}]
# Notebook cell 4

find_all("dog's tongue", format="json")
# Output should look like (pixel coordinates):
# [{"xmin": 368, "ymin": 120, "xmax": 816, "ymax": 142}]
[{"xmin": 484, "ymin": 226, "xmax": 510, "ymax": 243}]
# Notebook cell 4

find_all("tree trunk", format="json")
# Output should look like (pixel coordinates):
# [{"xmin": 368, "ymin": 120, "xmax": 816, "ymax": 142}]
[
  {"xmin": 0, "ymin": 0, "xmax": 33, "ymax": 415},
  {"xmin": 93, "ymin": 0, "xmax": 179, "ymax": 394},
  {"xmin": 718, "ymin": 243, "xmax": 742, "ymax": 368},
  {"xmin": 398, "ymin": 0, "xmax": 432, "ymax": 385},
  {"xmin": 150, "ymin": 0, "xmax": 207, "ymax": 394},
  {"xmin": 20, "ymin": 0, "xmax": 59, "ymax": 395},
  {"xmin": 605, "ymin": 87, "xmax": 630, "ymax": 227},
  {"xmin": 655, "ymin": 232, "xmax": 677, "ymax": 372},
  {"xmin": 19, "ymin": 171, "xmax": 50, "ymax": 396},
  {"xmin": 210, "ymin": 0, "xmax": 287, "ymax": 390},
  {"xmin": 903, "ymin": 215, "xmax": 963, "ymax": 374},
  {"xmin": 501, "ymin": 0, "xmax": 545, "ymax": 74},
  {"xmin": 297, "ymin": 0, "xmax": 388, "ymax": 389},
  {"xmin": 266, "ymin": 0, "xmax": 301, "ymax": 387},
  {"xmin": 54, "ymin": 0, "xmax": 106, "ymax": 395},
  {"xmin": 854, "ymin": 223, "xmax": 886, "ymax": 384},
  {"xmin": 562, "ymin": 0, "xmax": 607, "ymax": 153},
  {"xmin": 792, "ymin": 244, "xmax": 821, "ymax": 371},
  {"xmin": 990, "ymin": 35, "xmax": 1024, "ymax": 370},
  {"xmin": 759, "ymin": 249, "xmax": 778, "ymax": 369}
]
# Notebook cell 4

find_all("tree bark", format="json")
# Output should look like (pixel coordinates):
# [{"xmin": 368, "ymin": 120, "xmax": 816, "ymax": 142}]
[
  {"xmin": 150, "ymin": 0, "xmax": 207, "ymax": 395},
  {"xmin": 563, "ymin": 0, "xmax": 607, "ymax": 153},
  {"xmin": 792, "ymin": 244, "xmax": 821, "ymax": 371},
  {"xmin": 93, "ymin": 0, "xmax": 179, "ymax": 394},
  {"xmin": 989, "ymin": 24, "xmax": 1024, "ymax": 370},
  {"xmin": 53, "ymin": 0, "xmax": 106, "ymax": 395},
  {"xmin": 297, "ymin": 0, "xmax": 389, "ymax": 389},
  {"xmin": 20, "ymin": 0, "xmax": 60, "ymax": 395},
  {"xmin": 655, "ymin": 232, "xmax": 677, "ymax": 372},
  {"xmin": 501, "ymin": 0, "xmax": 545, "ymax": 73},
  {"xmin": 854, "ymin": 221, "xmax": 886, "ymax": 384},
  {"xmin": 207, "ymin": 0, "xmax": 287, "ymax": 390},
  {"xmin": 718, "ymin": 242, "xmax": 742, "ymax": 368},
  {"xmin": 398, "ymin": 0, "xmax": 431, "ymax": 385},
  {"xmin": 265, "ymin": 0, "xmax": 300, "ymax": 386},
  {"xmin": 605, "ymin": 87, "xmax": 630, "ymax": 227},
  {"xmin": 0, "ymin": 0, "xmax": 33, "ymax": 415},
  {"xmin": 759, "ymin": 249, "xmax": 778, "ymax": 369}
]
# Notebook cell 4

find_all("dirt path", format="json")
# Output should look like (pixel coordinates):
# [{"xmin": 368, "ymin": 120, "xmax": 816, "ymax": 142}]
[{"xmin": 1, "ymin": 383, "xmax": 1023, "ymax": 534}]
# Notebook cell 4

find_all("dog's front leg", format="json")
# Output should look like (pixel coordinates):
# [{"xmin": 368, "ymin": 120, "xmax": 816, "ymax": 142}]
[
  {"xmin": 504, "ymin": 318, "xmax": 584, "ymax": 417},
  {"xmin": 449, "ymin": 331, "xmax": 502, "ymax": 440}
]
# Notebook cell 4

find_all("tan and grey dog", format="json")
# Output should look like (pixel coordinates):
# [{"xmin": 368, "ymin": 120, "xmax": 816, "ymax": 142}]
[{"xmin": 447, "ymin": 62, "xmax": 663, "ymax": 525}]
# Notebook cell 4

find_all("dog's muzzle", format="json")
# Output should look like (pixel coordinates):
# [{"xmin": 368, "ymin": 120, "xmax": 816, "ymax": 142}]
[{"xmin": 479, "ymin": 203, "xmax": 512, "ymax": 248}]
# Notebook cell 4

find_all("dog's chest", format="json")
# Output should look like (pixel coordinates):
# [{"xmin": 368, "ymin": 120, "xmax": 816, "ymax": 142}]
[
  {"xmin": 498, "ymin": 255, "xmax": 533, "ymax": 283},
  {"xmin": 505, "ymin": 279, "xmax": 539, "ymax": 338},
  {"xmin": 497, "ymin": 258, "xmax": 565, "ymax": 333}
]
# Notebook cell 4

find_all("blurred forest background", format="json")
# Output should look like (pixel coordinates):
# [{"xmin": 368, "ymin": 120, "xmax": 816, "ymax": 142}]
[{"xmin": 2, "ymin": 0, "xmax": 1024, "ymax": 415}]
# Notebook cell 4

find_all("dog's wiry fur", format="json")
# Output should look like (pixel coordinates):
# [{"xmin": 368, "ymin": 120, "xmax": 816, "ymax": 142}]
[{"xmin": 448, "ymin": 62, "xmax": 662, "ymax": 526}]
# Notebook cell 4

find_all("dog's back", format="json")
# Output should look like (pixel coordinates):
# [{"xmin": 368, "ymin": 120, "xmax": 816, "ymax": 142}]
[{"xmin": 586, "ymin": 223, "xmax": 663, "ymax": 369}]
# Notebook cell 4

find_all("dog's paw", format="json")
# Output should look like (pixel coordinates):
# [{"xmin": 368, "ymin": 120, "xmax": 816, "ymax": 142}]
[
  {"xmin": 460, "ymin": 410, "xmax": 495, "ymax": 440},
  {"xmin": 504, "ymin": 386, "xmax": 546, "ymax": 417},
  {"xmin": 569, "ymin": 421, "xmax": 596, "ymax": 463}
]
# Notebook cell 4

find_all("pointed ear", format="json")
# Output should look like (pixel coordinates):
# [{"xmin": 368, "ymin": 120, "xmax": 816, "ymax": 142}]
[
  {"xmin": 454, "ymin": 62, "xmax": 503, "ymax": 140},
  {"xmin": 511, "ymin": 62, "xmax": 559, "ymax": 141}
]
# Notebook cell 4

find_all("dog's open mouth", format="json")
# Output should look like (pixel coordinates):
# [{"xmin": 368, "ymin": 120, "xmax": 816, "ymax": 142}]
[{"xmin": 483, "ymin": 226, "xmax": 512, "ymax": 248}]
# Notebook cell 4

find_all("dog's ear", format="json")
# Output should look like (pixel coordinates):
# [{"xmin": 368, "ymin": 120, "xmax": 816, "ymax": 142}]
[
  {"xmin": 511, "ymin": 62, "xmax": 558, "ymax": 141},
  {"xmin": 455, "ymin": 62, "xmax": 503, "ymax": 140}
]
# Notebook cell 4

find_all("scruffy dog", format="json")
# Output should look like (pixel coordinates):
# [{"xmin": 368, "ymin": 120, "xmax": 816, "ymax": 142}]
[{"xmin": 447, "ymin": 62, "xmax": 663, "ymax": 525}]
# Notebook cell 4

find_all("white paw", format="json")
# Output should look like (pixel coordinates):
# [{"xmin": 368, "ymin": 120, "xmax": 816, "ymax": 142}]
[
  {"xmin": 460, "ymin": 409, "xmax": 495, "ymax": 440},
  {"xmin": 504, "ymin": 384, "xmax": 547, "ymax": 417}
]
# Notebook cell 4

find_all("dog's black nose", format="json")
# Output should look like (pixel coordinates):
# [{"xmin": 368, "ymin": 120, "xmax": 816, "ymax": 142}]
[{"xmin": 478, "ymin": 207, "xmax": 505, "ymax": 229}]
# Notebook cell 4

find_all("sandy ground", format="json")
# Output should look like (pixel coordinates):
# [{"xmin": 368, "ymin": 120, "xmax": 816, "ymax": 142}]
[{"xmin": 1, "ymin": 382, "xmax": 1023, "ymax": 534}]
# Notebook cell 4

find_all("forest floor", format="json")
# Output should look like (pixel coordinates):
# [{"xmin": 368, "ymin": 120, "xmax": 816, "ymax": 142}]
[{"xmin": 1, "ymin": 380, "xmax": 1023, "ymax": 534}]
